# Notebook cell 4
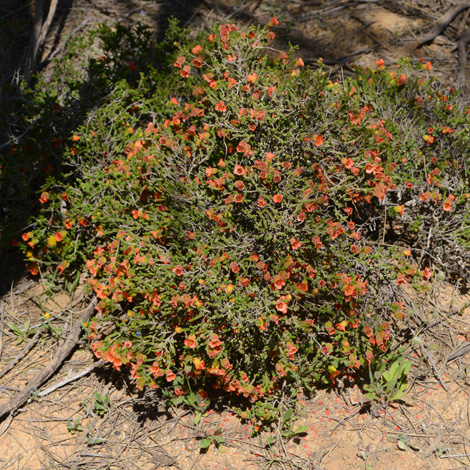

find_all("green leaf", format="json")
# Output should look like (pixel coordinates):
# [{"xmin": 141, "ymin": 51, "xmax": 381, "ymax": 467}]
[
  {"xmin": 265, "ymin": 437, "xmax": 276, "ymax": 446},
  {"xmin": 194, "ymin": 413, "xmax": 202, "ymax": 425},
  {"xmin": 397, "ymin": 440, "xmax": 407, "ymax": 451},
  {"xmin": 282, "ymin": 408, "xmax": 294, "ymax": 428},
  {"xmin": 292, "ymin": 425, "xmax": 309, "ymax": 435},
  {"xmin": 200, "ymin": 438, "xmax": 211, "ymax": 449}
]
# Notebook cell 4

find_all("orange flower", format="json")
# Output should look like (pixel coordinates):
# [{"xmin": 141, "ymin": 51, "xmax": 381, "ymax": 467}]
[
  {"xmin": 273, "ymin": 194, "xmax": 283, "ymax": 203},
  {"xmin": 376, "ymin": 58, "xmax": 385, "ymax": 69},
  {"xmin": 215, "ymin": 101, "xmax": 227, "ymax": 112},
  {"xmin": 290, "ymin": 238, "xmax": 301, "ymax": 250},
  {"xmin": 234, "ymin": 164, "xmax": 244, "ymax": 175},
  {"xmin": 54, "ymin": 232, "xmax": 63, "ymax": 242},
  {"xmin": 297, "ymin": 282, "xmax": 308, "ymax": 292},
  {"xmin": 184, "ymin": 334, "xmax": 197, "ymax": 349},
  {"xmin": 192, "ymin": 44, "xmax": 203, "ymax": 55},
  {"xmin": 172, "ymin": 265, "xmax": 184, "ymax": 276},
  {"xmin": 275, "ymin": 297, "xmax": 288, "ymax": 313},
  {"xmin": 179, "ymin": 65, "xmax": 191, "ymax": 78},
  {"xmin": 443, "ymin": 201, "xmax": 452, "ymax": 211},
  {"xmin": 273, "ymin": 276, "xmax": 286, "ymax": 290},
  {"xmin": 39, "ymin": 192, "xmax": 49, "ymax": 204},
  {"xmin": 257, "ymin": 196, "xmax": 267, "ymax": 207},
  {"xmin": 247, "ymin": 73, "xmax": 258, "ymax": 84},
  {"xmin": 344, "ymin": 284, "xmax": 354, "ymax": 296},
  {"xmin": 313, "ymin": 135, "xmax": 324, "ymax": 147},
  {"xmin": 230, "ymin": 262, "xmax": 240, "ymax": 273},
  {"xmin": 208, "ymin": 333, "xmax": 222, "ymax": 349},
  {"xmin": 166, "ymin": 369, "xmax": 176, "ymax": 382}
]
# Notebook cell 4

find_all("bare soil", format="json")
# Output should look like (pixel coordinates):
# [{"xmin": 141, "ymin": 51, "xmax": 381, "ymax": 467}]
[{"xmin": 1, "ymin": 1, "xmax": 470, "ymax": 469}]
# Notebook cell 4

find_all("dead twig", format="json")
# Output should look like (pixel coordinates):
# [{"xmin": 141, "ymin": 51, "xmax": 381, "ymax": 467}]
[
  {"xmin": 0, "ymin": 328, "xmax": 41, "ymax": 381},
  {"xmin": 458, "ymin": 28, "xmax": 470, "ymax": 88},
  {"xmin": 0, "ymin": 299, "xmax": 96, "ymax": 421},
  {"xmin": 0, "ymin": 300, "xmax": 4, "ymax": 361},
  {"xmin": 24, "ymin": 0, "xmax": 59, "ymax": 81},
  {"xmin": 37, "ymin": 360, "xmax": 102, "ymax": 397},
  {"xmin": 412, "ymin": 3, "xmax": 470, "ymax": 50}
]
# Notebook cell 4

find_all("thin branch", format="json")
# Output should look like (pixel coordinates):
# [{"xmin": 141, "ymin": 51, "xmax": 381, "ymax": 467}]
[
  {"xmin": 0, "ymin": 299, "xmax": 97, "ymax": 421},
  {"xmin": 37, "ymin": 360, "xmax": 102, "ymax": 397}
]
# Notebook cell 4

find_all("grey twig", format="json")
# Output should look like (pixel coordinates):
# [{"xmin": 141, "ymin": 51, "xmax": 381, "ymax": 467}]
[{"xmin": 37, "ymin": 360, "xmax": 102, "ymax": 397}]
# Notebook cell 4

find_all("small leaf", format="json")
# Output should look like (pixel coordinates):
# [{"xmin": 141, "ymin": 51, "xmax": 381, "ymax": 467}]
[
  {"xmin": 292, "ymin": 425, "xmax": 309, "ymax": 435},
  {"xmin": 200, "ymin": 438, "xmax": 211, "ymax": 449},
  {"xmin": 397, "ymin": 440, "xmax": 407, "ymax": 450},
  {"xmin": 265, "ymin": 437, "xmax": 276, "ymax": 446},
  {"xmin": 194, "ymin": 413, "xmax": 202, "ymax": 425}
]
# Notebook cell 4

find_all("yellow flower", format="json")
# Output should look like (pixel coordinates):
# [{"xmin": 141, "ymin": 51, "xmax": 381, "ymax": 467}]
[
  {"xmin": 47, "ymin": 235, "xmax": 57, "ymax": 247},
  {"xmin": 44, "ymin": 312, "xmax": 51, "ymax": 319},
  {"xmin": 26, "ymin": 251, "xmax": 34, "ymax": 260}
]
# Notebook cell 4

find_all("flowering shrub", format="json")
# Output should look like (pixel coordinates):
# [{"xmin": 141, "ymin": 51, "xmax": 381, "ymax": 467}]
[{"xmin": 18, "ymin": 19, "xmax": 470, "ymax": 421}]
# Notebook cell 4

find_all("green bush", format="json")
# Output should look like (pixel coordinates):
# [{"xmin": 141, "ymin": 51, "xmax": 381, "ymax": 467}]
[{"xmin": 18, "ymin": 19, "xmax": 470, "ymax": 422}]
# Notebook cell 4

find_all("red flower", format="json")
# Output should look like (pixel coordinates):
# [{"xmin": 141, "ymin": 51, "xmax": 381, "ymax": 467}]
[
  {"xmin": 344, "ymin": 284, "xmax": 354, "ymax": 296},
  {"xmin": 166, "ymin": 369, "xmax": 176, "ymax": 382},
  {"xmin": 235, "ymin": 194, "xmax": 243, "ymax": 203},
  {"xmin": 192, "ymin": 45, "xmax": 203, "ymax": 55},
  {"xmin": 172, "ymin": 265, "xmax": 184, "ymax": 276},
  {"xmin": 39, "ymin": 192, "xmax": 49, "ymax": 204},
  {"xmin": 247, "ymin": 73, "xmax": 258, "ymax": 84},
  {"xmin": 290, "ymin": 238, "xmax": 301, "ymax": 250},
  {"xmin": 443, "ymin": 202, "xmax": 452, "ymax": 211},
  {"xmin": 174, "ymin": 56, "xmax": 185, "ymax": 68},
  {"xmin": 179, "ymin": 65, "xmax": 191, "ymax": 78},
  {"xmin": 273, "ymin": 194, "xmax": 283, "ymax": 203},
  {"xmin": 208, "ymin": 333, "xmax": 222, "ymax": 349},
  {"xmin": 234, "ymin": 165, "xmax": 244, "ymax": 175},
  {"xmin": 54, "ymin": 232, "xmax": 63, "ymax": 242},
  {"xmin": 297, "ymin": 282, "xmax": 308, "ymax": 292},
  {"xmin": 313, "ymin": 135, "xmax": 324, "ymax": 147},
  {"xmin": 215, "ymin": 101, "xmax": 227, "ymax": 112},
  {"xmin": 275, "ymin": 298, "xmax": 288, "ymax": 313},
  {"xmin": 350, "ymin": 244, "xmax": 360, "ymax": 254},
  {"xmin": 230, "ymin": 262, "xmax": 240, "ymax": 273},
  {"xmin": 184, "ymin": 335, "xmax": 197, "ymax": 349},
  {"xmin": 257, "ymin": 197, "xmax": 267, "ymax": 207},
  {"xmin": 311, "ymin": 236, "xmax": 323, "ymax": 249}
]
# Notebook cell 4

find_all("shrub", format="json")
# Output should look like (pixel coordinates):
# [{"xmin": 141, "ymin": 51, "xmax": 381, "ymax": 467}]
[{"xmin": 18, "ymin": 19, "xmax": 470, "ymax": 422}]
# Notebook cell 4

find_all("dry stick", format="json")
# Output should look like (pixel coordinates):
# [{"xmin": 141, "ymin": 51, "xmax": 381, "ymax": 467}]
[
  {"xmin": 412, "ymin": 2, "xmax": 470, "ymax": 49},
  {"xmin": 0, "ymin": 329, "xmax": 41, "ymax": 381},
  {"xmin": 37, "ymin": 360, "xmax": 102, "ymax": 398},
  {"xmin": 407, "ymin": 322, "xmax": 449, "ymax": 392},
  {"xmin": 24, "ymin": 0, "xmax": 44, "ymax": 80},
  {"xmin": 458, "ymin": 28, "xmax": 470, "ymax": 89},
  {"xmin": 0, "ymin": 300, "xmax": 96, "ymax": 421},
  {"xmin": 0, "ymin": 300, "xmax": 4, "ymax": 362},
  {"xmin": 25, "ymin": 0, "xmax": 59, "ymax": 81}
]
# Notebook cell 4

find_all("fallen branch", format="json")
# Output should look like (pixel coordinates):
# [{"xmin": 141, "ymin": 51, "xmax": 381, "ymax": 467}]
[
  {"xmin": 412, "ymin": 2, "xmax": 470, "ymax": 49},
  {"xmin": 24, "ymin": 0, "xmax": 59, "ymax": 81},
  {"xmin": 458, "ymin": 28, "xmax": 470, "ymax": 88},
  {"xmin": 0, "ymin": 299, "xmax": 96, "ymax": 421},
  {"xmin": 37, "ymin": 360, "xmax": 102, "ymax": 398},
  {"xmin": 0, "ymin": 329, "xmax": 41, "ymax": 381}
]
